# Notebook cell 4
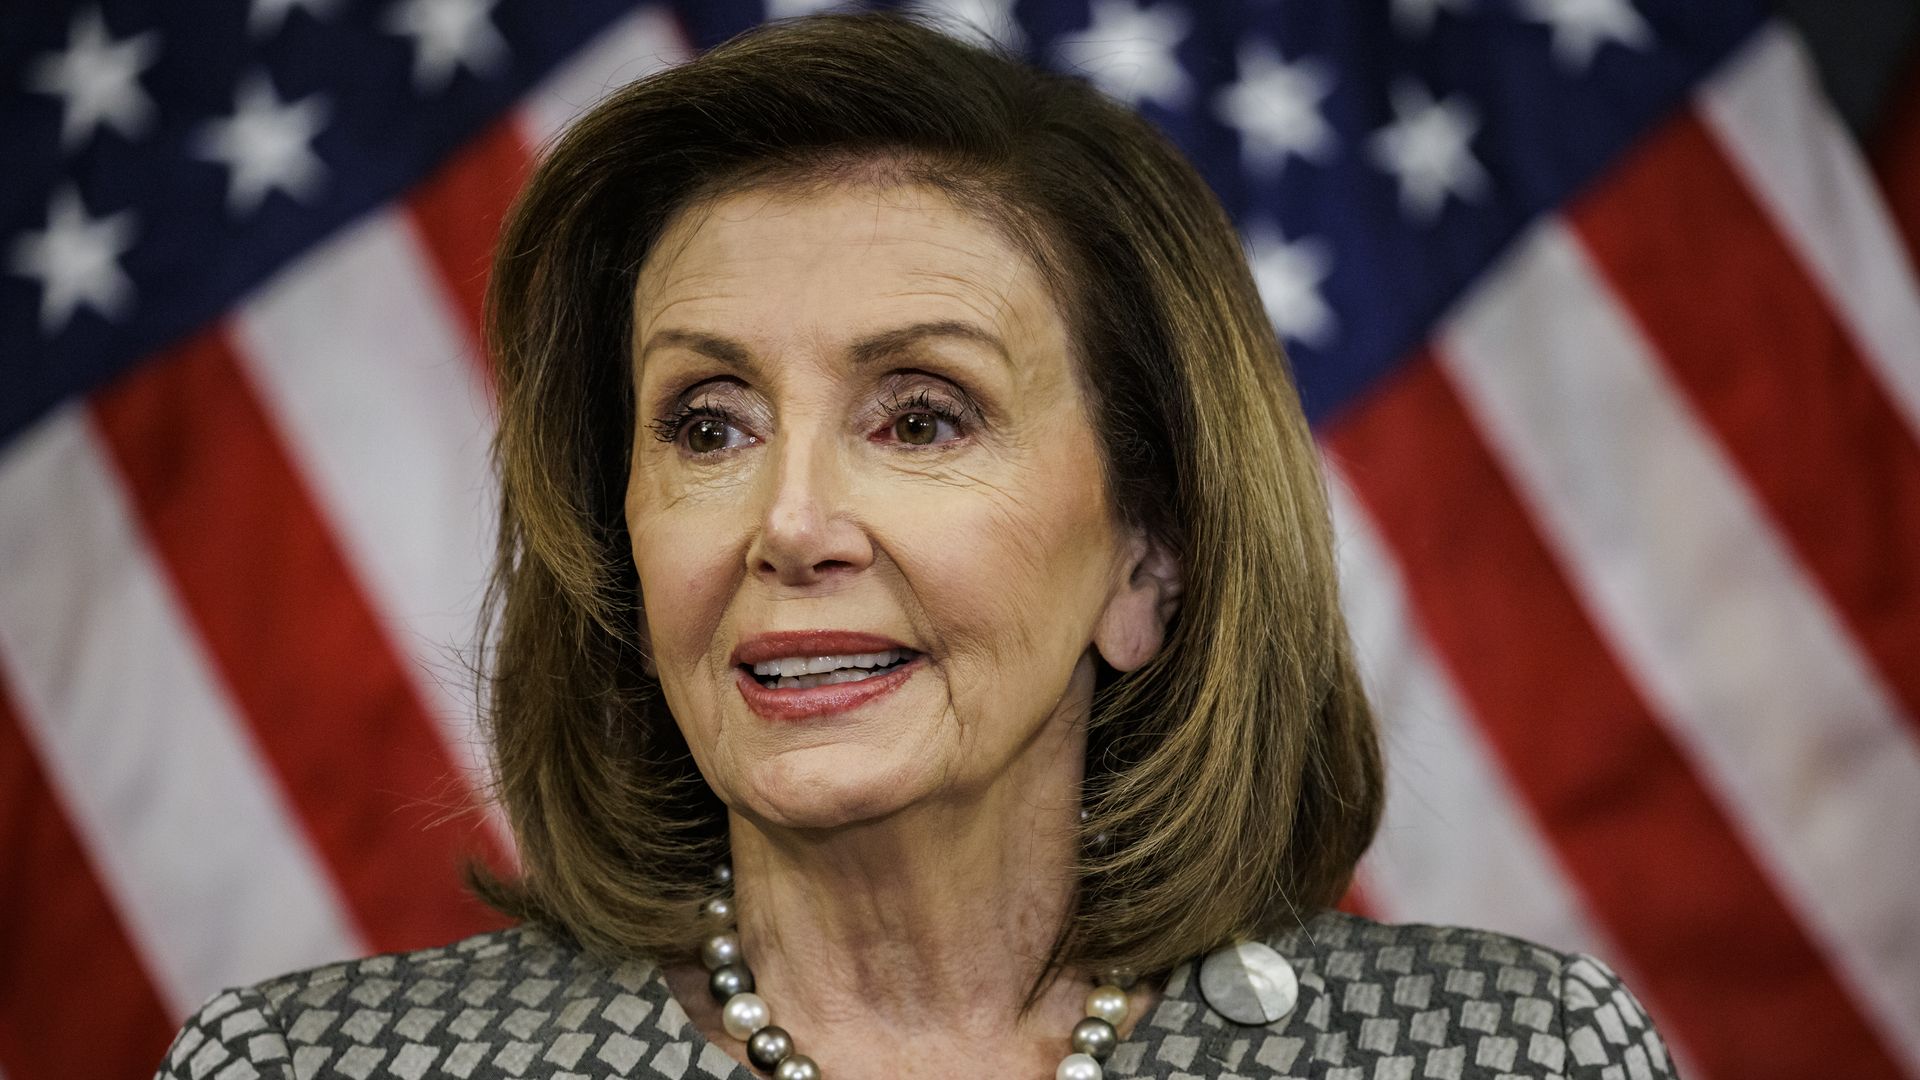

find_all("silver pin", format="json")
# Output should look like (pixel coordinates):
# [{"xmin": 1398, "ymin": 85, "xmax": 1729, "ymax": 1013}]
[{"xmin": 1198, "ymin": 940, "xmax": 1298, "ymax": 1025}]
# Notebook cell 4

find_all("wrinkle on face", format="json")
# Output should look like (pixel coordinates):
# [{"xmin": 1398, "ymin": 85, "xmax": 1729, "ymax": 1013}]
[{"xmin": 624, "ymin": 179, "xmax": 1125, "ymax": 833}]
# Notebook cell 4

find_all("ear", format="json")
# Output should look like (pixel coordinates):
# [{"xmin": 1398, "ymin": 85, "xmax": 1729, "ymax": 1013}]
[{"xmin": 1092, "ymin": 528, "xmax": 1183, "ymax": 673}]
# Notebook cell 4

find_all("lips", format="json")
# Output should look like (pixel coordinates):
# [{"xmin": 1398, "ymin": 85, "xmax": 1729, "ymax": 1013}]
[
  {"xmin": 734, "ymin": 652, "xmax": 927, "ymax": 721},
  {"xmin": 730, "ymin": 630, "xmax": 916, "ymax": 667},
  {"xmin": 730, "ymin": 629, "xmax": 926, "ymax": 721}
]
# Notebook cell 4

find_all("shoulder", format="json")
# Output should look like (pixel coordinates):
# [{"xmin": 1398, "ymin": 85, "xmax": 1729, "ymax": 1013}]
[
  {"xmin": 152, "ymin": 924, "xmax": 694, "ymax": 1079},
  {"xmin": 1171, "ymin": 910, "xmax": 1676, "ymax": 1079}
]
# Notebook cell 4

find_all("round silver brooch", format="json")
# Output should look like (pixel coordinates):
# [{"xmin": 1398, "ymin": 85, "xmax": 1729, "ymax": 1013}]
[{"xmin": 1197, "ymin": 940, "xmax": 1299, "ymax": 1025}]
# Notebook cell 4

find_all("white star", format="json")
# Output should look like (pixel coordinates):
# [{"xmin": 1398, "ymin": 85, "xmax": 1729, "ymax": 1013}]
[
  {"xmin": 193, "ymin": 73, "xmax": 330, "ymax": 216},
  {"xmin": 383, "ymin": 0, "xmax": 509, "ymax": 93},
  {"xmin": 24, "ymin": 8, "xmax": 161, "ymax": 152},
  {"xmin": 1368, "ymin": 80, "xmax": 1487, "ymax": 222},
  {"xmin": 911, "ymin": 0, "xmax": 1025, "ymax": 51},
  {"xmin": 1054, "ymin": 0, "xmax": 1192, "ymax": 110},
  {"xmin": 250, "ymin": 0, "xmax": 342, "ymax": 37},
  {"xmin": 1212, "ymin": 41, "xmax": 1335, "ymax": 177},
  {"xmin": 1393, "ymin": 0, "xmax": 1472, "ymax": 37},
  {"xmin": 9, "ymin": 187, "xmax": 138, "ymax": 334},
  {"xmin": 1244, "ymin": 222, "xmax": 1335, "ymax": 349},
  {"xmin": 1516, "ymin": 0, "xmax": 1651, "ymax": 70}
]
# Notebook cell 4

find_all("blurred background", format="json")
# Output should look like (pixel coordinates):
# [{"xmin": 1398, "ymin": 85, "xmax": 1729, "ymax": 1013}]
[{"xmin": 5, "ymin": 0, "xmax": 1920, "ymax": 1077}]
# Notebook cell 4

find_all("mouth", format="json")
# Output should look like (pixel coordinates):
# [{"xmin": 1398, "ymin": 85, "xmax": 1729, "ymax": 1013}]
[
  {"xmin": 734, "ymin": 649, "xmax": 928, "ymax": 721},
  {"xmin": 742, "ymin": 646, "xmax": 923, "ymax": 690}
]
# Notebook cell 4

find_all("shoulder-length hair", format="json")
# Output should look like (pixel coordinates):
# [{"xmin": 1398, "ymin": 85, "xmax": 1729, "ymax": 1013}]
[{"xmin": 475, "ymin": 8, "xmax": 1382, "ymax": 980}]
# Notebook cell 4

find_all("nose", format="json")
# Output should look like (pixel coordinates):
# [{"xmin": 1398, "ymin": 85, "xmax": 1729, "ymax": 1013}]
[{"xmin": 744, "ymin": 421, "xmax": 874, "ymax": 587}]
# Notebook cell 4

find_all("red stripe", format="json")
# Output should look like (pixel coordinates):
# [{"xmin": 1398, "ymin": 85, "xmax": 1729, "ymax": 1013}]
[
  {"xmin": 0, "ymin": 672, "xmax": 175, "ymax": 1080},
  {"xmin": 1571, "ymin": 111, "xmax": 1920, "ymax": 743},
  {"xmin": 1872, "ymin": 49, "xmax": 1920, "ymax": 268},
  {"xmin": 1325, "ymin": 354, "xmax": 1907, "ymax": 1079},
  {"xmin": 1334, "ymin": 880, "xmax": 1375, "ymax": 919},
  {"xmin": 88, "ymin": 328, "xmax": 511, "ymax": 952},
  {"xmin": 405, "ymin": 118, "xmax": 535, "ymax": 370}
]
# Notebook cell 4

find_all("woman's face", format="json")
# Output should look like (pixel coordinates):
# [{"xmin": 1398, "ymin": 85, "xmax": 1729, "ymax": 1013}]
[{"xmin": 626, "ymin": 181, "xmax": 1159, "ymax": 832}]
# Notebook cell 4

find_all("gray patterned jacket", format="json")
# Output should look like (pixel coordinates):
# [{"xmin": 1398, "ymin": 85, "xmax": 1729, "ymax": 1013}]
[{"xmin": 154, "ymin": 910, "xmax": 1676, "ymax": 1079}]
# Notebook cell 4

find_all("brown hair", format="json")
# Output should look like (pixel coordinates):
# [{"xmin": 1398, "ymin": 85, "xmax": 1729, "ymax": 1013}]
[{"xmin": 473, "ymin": 8, "xmax": 1383, "ymax": 982}]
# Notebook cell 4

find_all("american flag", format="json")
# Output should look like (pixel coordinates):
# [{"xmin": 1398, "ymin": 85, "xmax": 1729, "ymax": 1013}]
[{"xmin": 3, "ymin": 0, "xmax": 1917, "ymax": 1077}]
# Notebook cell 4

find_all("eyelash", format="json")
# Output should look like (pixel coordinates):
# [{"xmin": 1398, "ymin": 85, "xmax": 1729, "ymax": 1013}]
[{"xmin": 646, "ymin": 388, "xmax": 974, "ymax": 455}]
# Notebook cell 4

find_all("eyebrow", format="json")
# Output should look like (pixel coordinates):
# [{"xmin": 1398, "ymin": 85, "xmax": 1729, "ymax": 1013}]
[{"xmin": 638, "ymin": 319, "xmax": 1012, "ymax": 374}]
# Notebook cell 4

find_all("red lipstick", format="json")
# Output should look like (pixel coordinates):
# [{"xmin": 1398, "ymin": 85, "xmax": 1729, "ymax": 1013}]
[
  {"xmin": 732, "ymin": 629, "xmax": 925, "ymax": 721},
  {"xmin": 731, "ymin": 630, "xmax": 913, "ymax": 667}
]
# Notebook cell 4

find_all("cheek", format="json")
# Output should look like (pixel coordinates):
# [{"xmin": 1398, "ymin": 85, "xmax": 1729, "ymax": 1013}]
[
  {"xmin": 879, "ymin": 452, "xmax": 1115, "ymax": 669},
  {"xmin": 629, "ymin": 502, "xmax": 737, "ymax": 675}
]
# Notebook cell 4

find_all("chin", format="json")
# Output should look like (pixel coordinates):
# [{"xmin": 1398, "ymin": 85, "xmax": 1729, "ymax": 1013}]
[{"xmin": 736, "ymin": 744, "xmax": 938, "ymax": 832}]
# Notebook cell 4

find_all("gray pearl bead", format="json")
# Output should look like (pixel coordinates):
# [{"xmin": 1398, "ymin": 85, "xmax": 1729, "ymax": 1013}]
[
  {"xmin": 1099, "ymin": 967, "xmax": 1138, "ymax": 990},
  {"xmin": 701, "ymin": 932, "xmax": 741, "ymax": 972},
  {"xmin": 1070, "ymin": 1016, "xmax": 1118, "ymax": 1061},
  {"xmin": 714, "ymin": 863, "xmax": 734, "ymax": 885},
  {"xmin": 747, "ymin": 1025, "xmax": 793, "ymax": 1070},
  {"xmin": 772, "ymin": 1053, "xmax": 820, "ymax": 1080},
  {"xmin": 708, "ymin": 963, "xmax": 755, "ymax": 1001},
  {"xmin": 701, "ymin": 896, "xmax": 735, "ymax": 922}
]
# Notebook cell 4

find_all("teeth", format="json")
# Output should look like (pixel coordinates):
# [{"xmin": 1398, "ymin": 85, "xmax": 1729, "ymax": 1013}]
[
  {"xmin": 765, "ymin": 663, "xmax": 912, "ymax": 690},
  {"xmin": 752, "ymin": 647, "xmax": 913, "ymax": 678}
]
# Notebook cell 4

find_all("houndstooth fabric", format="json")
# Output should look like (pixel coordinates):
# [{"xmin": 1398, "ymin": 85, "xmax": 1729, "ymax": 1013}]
[{"xmin": 153, "ymin": 910, "xmax": 1676, "ymax": 1079}]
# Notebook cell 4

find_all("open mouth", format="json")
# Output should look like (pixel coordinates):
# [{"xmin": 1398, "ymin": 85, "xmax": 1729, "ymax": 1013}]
[{"xmin": 744, "ymin": 649, "xmax": 922, "ymax": 690}]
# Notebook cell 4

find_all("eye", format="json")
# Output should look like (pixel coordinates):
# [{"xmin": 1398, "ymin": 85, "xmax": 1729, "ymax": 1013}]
[
  {"xmin": 647, "ymin": 386, "xmax": 975, "ymax": 457},
  {"xmin": 686, "ymin": 414, "xmax": 743, "ymax": 454},
  {"xmin": 879, "ymin": 388, "xmax": 969, "ymax": 448},
  {"xmin": 648, "ymin": 403, "xmax": 755, "ymax": 456}
]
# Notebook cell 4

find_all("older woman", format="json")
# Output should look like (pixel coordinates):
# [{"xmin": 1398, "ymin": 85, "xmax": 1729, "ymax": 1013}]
[{"xmin": 157, "ymin": 12, "xmax": 1674, "ymax": 1080}]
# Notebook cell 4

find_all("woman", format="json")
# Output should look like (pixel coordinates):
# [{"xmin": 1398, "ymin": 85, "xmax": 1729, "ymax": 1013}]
[{"xmin": 157, "ymin": 11, "xmax": 1674, "ymax": 1080}]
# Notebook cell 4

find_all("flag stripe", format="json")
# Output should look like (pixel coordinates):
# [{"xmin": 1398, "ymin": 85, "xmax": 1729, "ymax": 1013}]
[
  {"xmin": 1441, "ymin": 217, "xmax": 1920, "ymax": 1068},
  {"xmin": 405, "ymin": 119, "xmax": 536, "ymax": 355},
  {"xmin": 514, "ymin": 5, "xmax": 693, "ymax": 152},
  {"xmin": 229, "ymin": 213, "xmax": 505, "ymax": 830},
  {"xmin": 0, "ymin": 408, "xmax": 362, "ymax": 1013},
  {"xmin": 88, "ymin": 330, "xmax": 511, "ymax": 953},
  {"xmin": 1573, "ymin": 108, "xmax": 1920, "ymax": 745},
  {"xmin": 0, "ymin": 672, "xmax": 173, "ymax": 1080},
  {"xmin": 1333, "ymin": 879, "xmax": 1375, "ymax": 918},
  {"xmin": 1325, "ymin": 352, "xmax": 1906, "ymax": 1079},
  {"xmin": 1697, "ymin": 27, "xmax": 1920, "ymax": 441},
  {"xmin": 1871, "ymin": 49, "xmax": 1920, "ymax": 264},
  {"xmin": 1329, "ymin": 473, "xmax": 1606, "ymax": 964}
]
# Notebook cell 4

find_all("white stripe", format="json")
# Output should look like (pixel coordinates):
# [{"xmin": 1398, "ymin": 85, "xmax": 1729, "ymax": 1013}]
[
  {"xmin": 1438, "ymin": 218, "xmax": 1920, "ymax": 1065},
  {"xmin": 231, "ymin": 211, "xmax": 505, "ymax": 838},
  {"xmin": 516, "ymin": 5, "xmax": 694, "ymax": 151},
  {"xmin": 0, "ymin": 408, "xmax": 362, "ymax": 1016},
  {"xmin": 1326, "ymin": 469, "xmax": 1603, "ymax": 958},
  {"xmin": 1698, "ymin": 24, "xmax": 1920, "ymax": 439}
]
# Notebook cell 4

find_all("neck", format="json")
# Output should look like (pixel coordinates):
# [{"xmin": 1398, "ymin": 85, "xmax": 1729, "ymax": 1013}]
[
  {"xmin": 732, "ymin": 776, "xmax": 1079, "ymax": 1036},
  {"xmin": 666, "ymin": 703, "xmax": 1157, "ymax": 1077}
]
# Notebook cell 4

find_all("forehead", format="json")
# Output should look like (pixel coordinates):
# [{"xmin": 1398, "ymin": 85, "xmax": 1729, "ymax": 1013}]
[{"xmin": 632, "ymin": 182, "xmax": 1063, "ymax": 353}]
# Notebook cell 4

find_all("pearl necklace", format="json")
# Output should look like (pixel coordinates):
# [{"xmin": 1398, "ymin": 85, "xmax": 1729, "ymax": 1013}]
[{"xmin": 696, "ymin": 865, "xmax": 1134, "ymax": 1080}]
